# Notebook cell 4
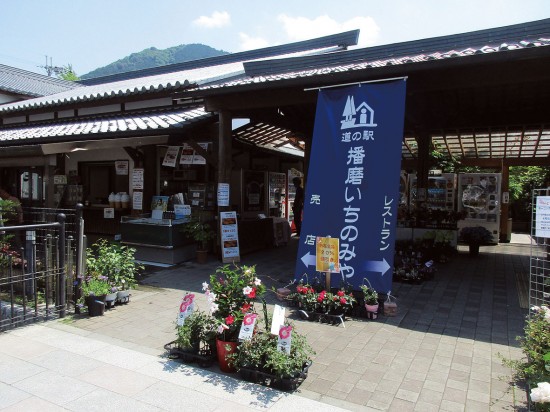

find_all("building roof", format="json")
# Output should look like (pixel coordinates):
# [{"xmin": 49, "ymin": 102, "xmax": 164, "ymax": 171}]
[
  {"xmin": 0, "ymin": 64, "xmax": 80, "ymax": 97},
  {"xmin": 79, "ymin": 30, "xmax": 359, "ymax": 85},
  {"xmin": 0, "ymin": 106, "xmax": 212, "ymax": 147},
  {"xmin": 194, "ymin": 18, "xmax": 550, "ymax": 92}
]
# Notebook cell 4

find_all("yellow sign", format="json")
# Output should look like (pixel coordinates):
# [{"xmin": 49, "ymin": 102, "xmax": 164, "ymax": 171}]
[{"xmin": 316, "ymin": 237, "xmax": 340, "ymax": 273}]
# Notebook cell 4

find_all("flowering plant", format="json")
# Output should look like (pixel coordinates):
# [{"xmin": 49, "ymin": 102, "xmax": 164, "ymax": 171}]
[
  {"xmin": 459, "ymin": 226, "xmax": 493, "ymax": 245},
  {"xmin": 360, "ymin": 284, "xmax": 379, "ymax": 305},
  {"xmin": 81, "ymin": 275, "xmax": 111, "ymax": 297},
  {"xmin": 202, "ymin": 264, "xmax": 265, "ymax": 342},
  {"xmin": 502, "ymin": 305, "xmax": 550, "ymax": 410}
]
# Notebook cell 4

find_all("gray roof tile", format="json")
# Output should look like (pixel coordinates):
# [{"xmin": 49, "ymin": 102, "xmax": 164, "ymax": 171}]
[
  {"xmin": 0, "ymin": 64, "xmax": 80, "ymax": 97},
  {"xmin": 0, "ymin": 106, "xmax": 211, "ymax": 145}
]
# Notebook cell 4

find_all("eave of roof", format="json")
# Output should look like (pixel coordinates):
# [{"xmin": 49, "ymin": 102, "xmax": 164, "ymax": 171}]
[{"xmin": 0, "ymin": 106, "xmax": 213, "ymax": 147}]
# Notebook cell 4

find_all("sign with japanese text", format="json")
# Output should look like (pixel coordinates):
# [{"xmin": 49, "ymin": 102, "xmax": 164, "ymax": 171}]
[
  {"xmin": 536, "ymin": 196, "xmax": 550, "ymax": 238},
  {"xmin": 177, "ymin": 293, "xmax": 195, "ymax": 326},
  {"xmin": 294, "ymin": 80, "xmax": 407, "ymax": 293},
  {"xmin": 315, "ymin": 236, "xmax": 340, "ymax": 273},
  {"xmin": 132, "ymin": 168, "xmax": 144, "ymax": 190},
  {"xmin": 220, "ymin": 211, "xmax": 240, "ymax": 263},
  {"xmin": 238, "ymin": 313, "xmax": 257, "ymax": 341}
]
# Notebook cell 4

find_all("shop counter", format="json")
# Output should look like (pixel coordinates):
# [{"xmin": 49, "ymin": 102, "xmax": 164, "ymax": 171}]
[{"xmin": 120, "ymin": 216, "xmax": 196, "ymax": 264}]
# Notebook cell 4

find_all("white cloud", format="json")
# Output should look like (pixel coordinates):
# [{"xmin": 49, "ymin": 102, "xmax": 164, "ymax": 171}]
[
  {"xmin": 278, "ymin": 14, "xmax": 380, "ymax": 47},
  {"xmin": 238, "ymin": 32, "xmax": 270, "ymax": 51},
  {"xmin": 192, "ymin": 11, "xmax": 230, "ymax": 28}
]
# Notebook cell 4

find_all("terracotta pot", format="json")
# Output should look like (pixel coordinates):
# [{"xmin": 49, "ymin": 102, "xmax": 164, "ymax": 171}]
[
  {"xmin": 197, "ymin": 250, "xmax": 208, "ymax": 264},
  {"xmin": 216, "ymin": 338, "xmax": 238, "ymax": 373}
]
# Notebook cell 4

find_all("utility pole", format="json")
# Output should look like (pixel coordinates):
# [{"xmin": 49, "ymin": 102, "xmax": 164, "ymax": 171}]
[{"xmin": 39, "ymin": 55, "xmax": 64, "ymax": 77}]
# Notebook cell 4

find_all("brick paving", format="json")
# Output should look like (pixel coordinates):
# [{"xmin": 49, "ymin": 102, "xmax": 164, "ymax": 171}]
[{"xmin": 0, "ymin": 235, "xmax": 533, "ymax": 411}]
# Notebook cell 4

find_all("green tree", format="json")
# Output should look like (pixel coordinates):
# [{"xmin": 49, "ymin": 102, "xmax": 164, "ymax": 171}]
[{"xmin": 57, "ymin": 64, "xmax": 79, "ymax": 81}]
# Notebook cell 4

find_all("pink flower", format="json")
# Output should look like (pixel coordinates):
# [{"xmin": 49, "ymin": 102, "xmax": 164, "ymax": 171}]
[
  {"xmin": 248, "ymin": 288, "xmax": 256, "ymax": 299},
  {"xmin": 225, "ymin": 315, "xmax": 235, "ymax": 325},
  {"xmin": 279, "ymin": 325, "xmax": 292, "ymax": 339},
  {"xmin": 337, "ymin": 290, "xmax": 344, "ymax": 297},
  {"xmin": 340, "ymin": 298, "xmax": 347, "ymax": 305}
]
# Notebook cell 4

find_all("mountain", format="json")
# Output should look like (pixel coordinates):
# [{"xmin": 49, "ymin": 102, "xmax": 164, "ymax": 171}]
[{"xmin": 81, "ymin": 43, "xmax": 229, "ymax": 79}]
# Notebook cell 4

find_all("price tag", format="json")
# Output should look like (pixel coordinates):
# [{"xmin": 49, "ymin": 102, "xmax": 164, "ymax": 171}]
[
  {"xmin": 270, "ymin": 305, "xmax": 285, "ymax": 335},
  {"xmin": 238, "ymin": 313, "xmax": 257, "ymax": 341},
  {"xmin": 177, "ymin": 293, "xmax": 195, "ymax": 326},
  {"xmin": 277, "ymin": 325, "xmax": 292, "ymax": 354}
]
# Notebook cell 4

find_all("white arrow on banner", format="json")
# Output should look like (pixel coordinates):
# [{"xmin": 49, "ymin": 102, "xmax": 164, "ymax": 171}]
[
  {"xmin": 364, "ymin": 258, "xmax": 391, "ymax": 276},
  {"xmin": 300, "ymin": 251, "xmax": 316, "ymax": 268}
]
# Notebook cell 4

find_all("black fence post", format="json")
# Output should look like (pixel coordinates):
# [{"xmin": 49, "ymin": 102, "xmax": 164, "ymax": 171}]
[
  {"xmin": 75, "ymin": 203, "xmax": 84, "ymax": 314},
  {"xmin": 57, "ymin": 213, "xmax": 66, "ymax": 318}
]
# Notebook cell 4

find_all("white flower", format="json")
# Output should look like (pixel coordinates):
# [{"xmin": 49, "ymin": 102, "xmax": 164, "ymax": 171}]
[
  {"xmin": 209, "ymin": 302, "xmax": 219, "ymax": 314},
  {"xmin": 243, "ymin": 286, "xmax": 252, "ymax": 295},
  {"xmin": 217, "ymin": 323, "xmax": 229, "ymax": 334},
  {"xmin": 532, "ymin": 306, "xmax": 541, "ymax": 312},
  {"xmin": 531, "ymin": 382, "xmax": 550, "ymax": 403},
  {"xmin": 245, "ymin": 268, "xmax": 252, "ymax": 275},
  {"xmin": 202, "ymin": 282, "xmax": 209, "ymax": 291},
  {"xmin": 254, "ymin": 278, "xmax": 262, "ymax": 286},
  {"xmin": 207, "ymin": 292, "xmax": 217, "ymax": 302}
]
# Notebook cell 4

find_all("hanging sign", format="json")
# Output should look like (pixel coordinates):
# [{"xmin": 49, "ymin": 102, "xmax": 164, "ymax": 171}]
[
  {"xmin": 536, "ymin": 196, "xmax": 550, "ymax": 238},
  {"xmin": 294, "ymin": 80, "xmax": 407, "ymax": 293},
  {"xmin": 163, "ymin": 146, "xmax": 180, "ymax": 167},
  {"xmin": 115, "ymin": 160, "xmax": 129, "ymax": 175},
  {"xmin": 217, "ymin": 183, "xmax": 230, "ymax": 207},
  {"xmin": 132, "ymin": 168, "xmax": 144, "ymax": 190},
  {"xmin": 220, "ymin": 211, "xmax": 240, "ymax": 263}
]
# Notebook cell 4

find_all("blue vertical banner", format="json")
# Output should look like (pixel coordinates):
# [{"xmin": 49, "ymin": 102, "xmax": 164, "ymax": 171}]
[{"xmin": 294, "ymin": 79, "xmax": 407, "ymax": 293}]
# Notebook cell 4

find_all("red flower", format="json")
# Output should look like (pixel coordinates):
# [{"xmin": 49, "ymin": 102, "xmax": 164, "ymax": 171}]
[
  {"xmin": 333, "ymin": 296, "xmax": 338, "ymax": 301},
  {"xmin": 248, "ymin": 288, "xmax": 256, "ymax": 298},
  {"xmin": 225, "ymin": 315, "xmax": 235, "ymax": 325},
  {"xmin": 337, "ymin": 290, "xmax": 344, "ymax": 297},
  {"xmin": 308, "ymin": 287, "xmax": 315, "ymax": 293},
  {"xmin": 241, "ymin": 303, "xmax": 251, "ymax": 313},
  {"xmin": 340, "ymin": 298, "xmax": 347, "ymax": 305},
  {"xmin": 317, "ymin": 296, "xmax": 324, "ymax": 302}
]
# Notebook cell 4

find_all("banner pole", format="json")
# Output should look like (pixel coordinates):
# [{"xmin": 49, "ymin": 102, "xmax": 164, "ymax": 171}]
[{"xmin": 304, "ymin": 76, "xmax": 407, "ymax": 92}]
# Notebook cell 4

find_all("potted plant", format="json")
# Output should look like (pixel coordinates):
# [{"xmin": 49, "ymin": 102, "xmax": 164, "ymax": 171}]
[
  {"xmin": 85, "ymin": 239, "xmax": 143, "ymax": 304},
  {"xmin": 230, "ymin": 324, "xmax": 315, "ymax": 391},
  {"xmin": 459, "ymin": 226, "xmax": 494, "ymax": 256},
  {"xmin": 201, "ymin": 264, "xmax": 265, "ymax": 372},
  {"xmin": 80, "ymin": 275, "xmax": 111, "ymax": 316},
  {"xmin": 360, "ymin": 280, "xmax": 379, "ymax": 319},
  {"xmin": 182, "ymin": 214, "xmax": 216, "ymax": 264},
  {"xmin": 165, "ymin": 309, "xmax": 218, "ymax": 367}
]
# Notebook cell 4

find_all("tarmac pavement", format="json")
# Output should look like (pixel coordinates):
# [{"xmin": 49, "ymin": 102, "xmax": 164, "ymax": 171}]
[{"xmin": 0, "ymin": 234, "xmax": 533, "ymax": 411}]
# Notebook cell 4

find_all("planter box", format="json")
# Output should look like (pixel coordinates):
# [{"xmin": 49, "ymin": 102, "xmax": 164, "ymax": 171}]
[
  {"xmin": 238, "ymin": 361, "xmax": 311, "ymax": 392},
  {"xmin": 164, "ymin": 340, "xmax": 216, "ymax": 368},
  {"xmin": 298, "ymin": 309, "xmax": 345, "ymax": 326}
]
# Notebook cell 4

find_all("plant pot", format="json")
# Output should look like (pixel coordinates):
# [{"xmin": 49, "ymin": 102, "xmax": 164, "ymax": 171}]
[
  {"xmin": 468, "ymin": 243, "xmax": 480, "ymax": 256},
  {"xmin": 105, "ymin": 292, "xmax": 117, "ymax": 309},
  {"xmin": 85, "ymin": 295, "xmax": 106, "ymax": 317},
  {"xmin": 216, "ymin": 338, "xmax": 238, "ymax": 373},
  {"xmin": 365, "ymin": 303, "xmax": 379, "ymax": 319},
  {"xmin": 196, "ymin": 250, "xmax": 208, "ymax": 264},
  {"xmin": 116, "ymin": 290, "xmax": 130, "ymax": 304}
]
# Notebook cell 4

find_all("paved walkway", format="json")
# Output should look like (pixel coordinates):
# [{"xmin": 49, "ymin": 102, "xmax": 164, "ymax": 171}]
[{"xmin": 0, "ymin": 234, "xmax": 533, "ymax": 411}]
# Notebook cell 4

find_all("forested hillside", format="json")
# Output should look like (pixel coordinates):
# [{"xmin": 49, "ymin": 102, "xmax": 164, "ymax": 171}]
[{"xmin": 81, "ymin": 43, "xmax": 228, "ymax": 79}]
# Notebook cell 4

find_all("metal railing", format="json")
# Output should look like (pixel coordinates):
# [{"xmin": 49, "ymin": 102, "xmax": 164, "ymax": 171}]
[{"xmin": 0, "ymin": 206, "xmax": 84, "ymax": 330}]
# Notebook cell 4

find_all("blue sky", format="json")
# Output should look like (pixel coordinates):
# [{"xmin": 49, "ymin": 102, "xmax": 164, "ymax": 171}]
[{"xmin": 1, "ymin": 0, "xmax": 549, "ymax": 76}]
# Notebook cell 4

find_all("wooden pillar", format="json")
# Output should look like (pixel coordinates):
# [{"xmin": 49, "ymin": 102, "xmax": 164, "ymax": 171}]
[
  {"xmin": 416, "ymin": 131, "xmax": 431, "ymax": 204},
  {"xmin": 218, "ymin": 110, "xmax": 232, "ymax": 191},
  {"xmin": 217, "ymin": 111, "xmax": 232, "ymax": 259},
  {"xmin": 500, "ymin": 164, "xmax": 510, "ymax": 243},
  {"xmin": 142, "ymin": 144, "xmax": 157, "ymax": 212}
]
